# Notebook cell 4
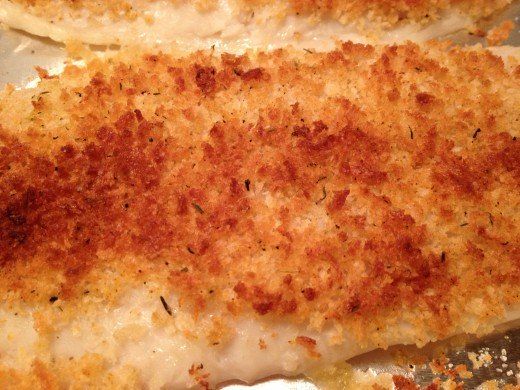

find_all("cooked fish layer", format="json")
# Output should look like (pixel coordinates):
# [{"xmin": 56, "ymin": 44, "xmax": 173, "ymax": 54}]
[
  {"xmin": 0, "ymin": 42, "xmax": 519, "ymax": 388},
  {"xmin": 0, "ymin": 0, "xmax": 513, "ymax": 49}
]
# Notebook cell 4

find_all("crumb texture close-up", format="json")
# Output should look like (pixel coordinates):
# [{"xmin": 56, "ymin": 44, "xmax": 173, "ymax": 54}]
[
  {"xmin": 7, "ymin": 0, "xmax": 514, "ymax": 24},
  {"xmin": 0, "ymin": 0, "xmax": 515, "ymax": 48},
  {"xmin": 0, "ymin": 40, "xmax": 518, "ymax": 387}
]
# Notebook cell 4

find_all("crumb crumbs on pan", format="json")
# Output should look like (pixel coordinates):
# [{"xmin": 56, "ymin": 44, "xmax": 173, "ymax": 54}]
[{"xmin": 486, "ymin": 20, "xmax": 516, "ymax": 46}]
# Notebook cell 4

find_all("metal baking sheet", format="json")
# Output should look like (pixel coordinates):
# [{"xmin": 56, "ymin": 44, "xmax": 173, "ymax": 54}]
[{"xmin": 0, "ymin": 3, "xmax": 519, "ymax": 388}]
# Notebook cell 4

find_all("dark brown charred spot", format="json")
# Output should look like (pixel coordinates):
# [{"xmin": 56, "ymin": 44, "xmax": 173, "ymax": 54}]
[
  {"xmin": 328, "ymin": 189, "xmax": 350, "ymax": 212},
  {"xmin": 415, "ymin": 92, "xmax": 434, "ymax": 105},
  {"xmin": 177, "ymin": 194, "xmax": 189, "ymax": 216},
  {"xmin": 221, "ymin": 53, "xmax": 243, "ymax": 67},
  {"xmin": 0, "ymin": 110, "xmax": 170, "ymax": 278},
  {"xmin": 233, "ymin": 282, "xmax": 247, "ymax": 297},
  {"xmin": 6, "ymin": 207, "xmax": 27, "ymax": 226},
  {"xmin": 8, "ymin": 231, "xmax": 27, "ymax": 245},
  {"xmin": 234, "ymin": 282, "xmax": 293, "ymax": 316},
  {"xmin": 60, "ymin": 144, "xmax": 77, "ymax": 159},
  {"xmin": 146, "ymin": 55, "xmax": 159, "ymax": 63},
  {"xmin": 175, "ymin": 77, "xmax": 186, "ymax": 92},
  {"xmin": 291, "ymin": 125, "xmax": 310, "ymax": 138},
  {"xmin": 241, "ymin": 68, "xmax": 264, "ymax": 81},
  {"xmin": 195, "ymin": 66, "xmax": 217, "ymax": 94},
  {"xmin": 283, "ymin": 160, "xmax": 298, "ymax": 181},
  {"xmin": 281, "ymin": 299, "xmax": 297, "ymax": 313},
  {"xmin": 292, "ymin": 121, "xmax": 328, "ymax": 140},
  {"xmin": 345, "ymin": 295, "xmax": 361, "ymax": 313},
  {"xmin": 229, "ymin": 178, "xmax": 242, "ymax": 196},
  {"xmin": 302, "ymin": 287, "xmax": 316, "ymax": 301},
  {"xmin": 253, "ymin": 301, "xmax": 273, "ymax": 315},
  {"xmin": 392, "ymin": 375, "xmax": 419, "ymax": 390},
  {"xmin": 341, "ymin": 160, "xmax": 388, "ymax": 185},
  {"xmin": 134, "ymin": 109, "xmax": 144, "ymax": 122},
  {"xmin": 432, "ymin": 152, "xmax": 484, "ymax": 197},
  {"xmin": 88, "ymin": 74, "xmax": 112, "ymax": 96},
  {"xmin": 336, "ymin": 125, "xmax": 389, "ymax": 184}
]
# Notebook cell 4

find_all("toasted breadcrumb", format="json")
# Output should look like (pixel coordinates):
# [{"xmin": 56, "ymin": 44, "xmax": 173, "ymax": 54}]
[
  {"xmin": 468, "ymin": 351, "xmax": 493, "ymax": 370},
  {"xmin": 0, "ymin": 41, "xmax": 519, "ymax": 386},
  {"xmin": 392, "ymin": 374, "xmax": 419, "ymax": 389},
  {"xmin": 8, "ymin": 0, "xmax": 514, "ymax": 27},
  {"xmin": 256, "ymin": 0, "xmax": 512, "ymax": 26},
  {"xmin": 486, "ymin": 20, "xmax": 516, "ymax": 46}
]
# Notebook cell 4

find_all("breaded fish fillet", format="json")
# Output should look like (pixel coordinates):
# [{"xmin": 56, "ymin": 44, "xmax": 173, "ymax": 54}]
[
  {"xmin": 0, "ymin": 42, "xmax": 519, "ymax": 388},
  {"xmin": 0, "ymin": 0, "xmax": 514, "ymax": 49}
]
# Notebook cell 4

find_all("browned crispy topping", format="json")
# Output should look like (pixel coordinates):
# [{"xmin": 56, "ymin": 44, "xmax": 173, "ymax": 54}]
[
  {"xmin": 424, "ymin": 383, "xmax": 440, "ymax": 390},
  {"xmin": 290, "ymin": 0, "xmax": 512, "ymax": 23},
  {"xmin": 188, "ymin": 363, "xmax": 210, "ymax": 390},
  {"xmin": 486, "ymin": 20, "xmax": 516, "ymax": 46},
  {"xmin": 295, "ymin": 336, "xmax": 321, "ymax": 358},
  {"xmin": 392, "ymin": 375, "xmax": 419, "ymax": 390},
  {"xmin": 0, "ymin": 42, "xmax": 518, "ymax": 345},
  {"xmin": 195, "ymin": 66, "xmax": 217, "ymax": 94},
  {"xmin": 9, "ymin": 0, "xmax": 513, "ymax": 27}
]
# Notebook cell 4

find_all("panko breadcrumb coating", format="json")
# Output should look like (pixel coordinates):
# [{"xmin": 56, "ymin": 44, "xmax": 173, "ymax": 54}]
[
  {"xmin": 0, "ymin": 41, "xmax": 519, "ymax": 387},
  {"xmin": 8, "ymin": 0, "xmax": 514, "ymax": 26},
  {"xmin": 246, "ymin": 0, "xmax": 513, "ymax": 26},
  {"xmin": 2, "ymin": 0, "xmax": 514, "ymax": 49}
]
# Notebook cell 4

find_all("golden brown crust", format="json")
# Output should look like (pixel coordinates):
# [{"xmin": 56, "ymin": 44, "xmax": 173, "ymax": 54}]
[
  {"xmin": 0, "ymin": 356, "xmax": 141, "ymax": 389},
  {"xmin": 9, "ymin": 0, "xmax": 513, "ymax": 26},
  {"xmin": 13, "ymin": 0, "xmax": 140, "ymax": 20},
  {"xmin": 0, "ymin": 42, "xmax": 519, "ymax": 346},
  {"xmin": 251, "ymin": 0, "xmax": 512, "ymax": 25},
  {"xmin": 392, "ymin": 375, "xmax": 419, "ymax": 390},
  {"xmin": 486, "ymin": 20, "xmax": 516, "ymax": 46}
]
